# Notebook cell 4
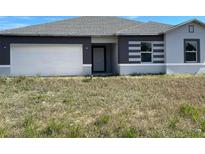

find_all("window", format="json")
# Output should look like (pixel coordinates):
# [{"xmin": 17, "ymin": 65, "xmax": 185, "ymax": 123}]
[
  {"xmin": 185, "ymin": 40, "xmax": 198, "ymax": 63},
  {"xmin": 189, "ymin": 25, "xmax": 194, "ymax": 33},
  {"xmin": 141, "ymin": 42, "xmax": 152, "ymax": 63}
]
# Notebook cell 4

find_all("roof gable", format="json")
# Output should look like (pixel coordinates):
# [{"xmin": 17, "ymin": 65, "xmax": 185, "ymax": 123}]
[{"xmin": 165, "ymin": 19, "xmax": 205, "ymax": 33}]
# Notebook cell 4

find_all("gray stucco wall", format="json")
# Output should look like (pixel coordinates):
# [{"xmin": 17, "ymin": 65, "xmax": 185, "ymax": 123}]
[
  {"xmin": 0, "ymin": 36, "xmax": 92, "ymax": 65},
  {"xmin": 118, "ymin": 35, "xmax": 164, "ymax": 64}
]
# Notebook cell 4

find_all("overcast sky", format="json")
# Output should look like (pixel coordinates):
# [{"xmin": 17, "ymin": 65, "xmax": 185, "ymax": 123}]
[{"xmin": 0, "ymin": 16, "xmax": 205, "ymax": 30}]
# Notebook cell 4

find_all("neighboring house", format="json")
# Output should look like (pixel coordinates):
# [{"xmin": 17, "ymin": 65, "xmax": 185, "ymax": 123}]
[{"xmin": 0, "ymin": 16, "xmax": 205, "ymax": 76}]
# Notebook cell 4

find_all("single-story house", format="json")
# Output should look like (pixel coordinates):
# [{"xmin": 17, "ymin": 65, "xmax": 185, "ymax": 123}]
[{"xmin": 0, "ymin": 16, "xmax": 205, "ymax": 76}]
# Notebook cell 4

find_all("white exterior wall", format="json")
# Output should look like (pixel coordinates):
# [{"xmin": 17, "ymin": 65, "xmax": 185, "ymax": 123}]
[
  {"xmin": 166, "ymin": 63, "xmax": 205, "ymax": 74},
  {"xmin": 118, "ymin": 64, "xmax": 166, "ymax": 75},
  {"xmin": 82, "ymin": 64, "xmax": 92, "ymax": 75},
  {"xmin": 165, "ymin": 22, "xmax": 205, "ymax": 74}
]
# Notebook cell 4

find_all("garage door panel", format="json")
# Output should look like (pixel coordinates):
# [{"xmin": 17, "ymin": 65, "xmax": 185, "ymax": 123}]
[{"xmin": 11, "ymin": 44, "xmax": 83, "ymax": 76}]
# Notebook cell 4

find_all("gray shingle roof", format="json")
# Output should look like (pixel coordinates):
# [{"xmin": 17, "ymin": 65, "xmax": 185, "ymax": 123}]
[
  {"xmin": 0, "ymin": 16, "xmax": 143, "ymax": 36},
  {"xmin": 0, "ymin": 17, "xmax": 175, "ymax": 36},
  {"xmin": 117, "ymin": 21, "xmax": 173, "ymax": 35}
]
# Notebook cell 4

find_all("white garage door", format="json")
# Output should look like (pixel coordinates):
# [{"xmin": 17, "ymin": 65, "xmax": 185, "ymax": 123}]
[{"xmin": 11, "ymin": 44, "xmax": 83, "ymax": 76}]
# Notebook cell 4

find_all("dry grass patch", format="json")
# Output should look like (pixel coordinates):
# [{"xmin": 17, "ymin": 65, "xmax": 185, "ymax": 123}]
[{"xmin": 0, "ymin": 75, "xmax": 205, "ymax": 137}]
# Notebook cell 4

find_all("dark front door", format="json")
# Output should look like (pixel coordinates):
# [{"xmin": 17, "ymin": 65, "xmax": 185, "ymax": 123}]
[{"xmin": 92, "ymin": 46, "xmax": 106, "ymax": 72}]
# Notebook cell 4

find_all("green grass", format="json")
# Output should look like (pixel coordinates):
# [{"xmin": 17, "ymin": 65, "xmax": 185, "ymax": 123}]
[
  {"xmin": 1, "ymin": 75, "xmax": 205, "ymax": 137},
  {"xmin": 0, "ymin": 128, "xmax": 8, "ymax": 137},
  {"xmin": 179, "ymin": 104, "xmax": 200, "ymax": 122},
  {"xmin": 120, "ymin": 127, "xmax": 139, "ymax": 138}
]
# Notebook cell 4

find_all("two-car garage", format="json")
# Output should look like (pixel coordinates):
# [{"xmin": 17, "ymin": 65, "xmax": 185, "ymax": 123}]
[{"xmin": 10, "ymin": 44, "xmax": 83, "ymax": 76}]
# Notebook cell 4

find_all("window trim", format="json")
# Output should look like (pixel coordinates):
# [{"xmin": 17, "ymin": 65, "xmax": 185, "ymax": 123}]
[
  {"xmin": 140, "ymin": 41, "xmax": 153, "ymax": 63},
  {"xmin": 184, "ymin": 39, "xmax": 200, "ymax": 63},
  {"xmin": 185, "ymin": 50, "xmax": 197, "ymax": 63},
  {"xmin": 189, "ymin": 25, "xmax": 194, "ymax": 33}
]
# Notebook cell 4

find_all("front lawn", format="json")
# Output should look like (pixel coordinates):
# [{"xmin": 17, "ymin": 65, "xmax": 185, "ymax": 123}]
[{"xmin": 0, "ymin": 75, "xmax": 205, "ymax": 137}]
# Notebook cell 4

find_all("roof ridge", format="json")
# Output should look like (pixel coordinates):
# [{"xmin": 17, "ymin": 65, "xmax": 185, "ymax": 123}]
[{"xmin": 147, "ymin": 21, "xmax": 173, "ymax": 26}]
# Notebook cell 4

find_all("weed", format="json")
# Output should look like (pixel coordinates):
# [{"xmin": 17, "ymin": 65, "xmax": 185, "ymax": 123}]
[
  {"xmin": 0, "ymin": 77, "xmax": 8, "ymax": 84},
  {"xmin": 82, "ymin": 77, "xmax": 93, "ymax": 83},
  {"xmin": 168, "ymin": 117, "xmax": 179, "ymax": 129},
  {"xmin": 200, "ymin": 121, "xmax": 205, "ymax": 132},
  {"xmin": 1, "ymin": 75, "xmax": 205, "ymax": 137},
  {"xmin": 0, "ymin": 128, "xmax": 8, "ymax": 137},
  {"xmin": 14, "ymin": 76, "xmax": 26, "ymax": 83},
  {"xmin": 23, "ymin": 116, "xmax": 38, "ymax": 137},
  {"xmin": 179, "ymin": 104, "xmax": 200, "ymax": 122},
  {"xmin": 94, "ymin": 115, "xmax": 110, "ymax": 126},
  {"xmin": 179, "ymin": 104, "xmax": 205, "ymax": 133},
  {"xmin": 201, "ymin": 107, "xmax": 205, "ymax": 114},
  {"xmin": 42, "ymin": 120, "xmax": 65, "ymax": 137},
  {"xmin": 120, "ymin": 127, "xmax": 139, "ymax": 138},
  {"xmin": 62, "ymin": 96, "xmax": 75, "ymax": 104},
  {"xmin": 30, "ymin": 94, "xmax": 47, "ymax": 104},
  {"xmin": 66, "ymin": 125, "xmax": 83, "ymax": 138}
]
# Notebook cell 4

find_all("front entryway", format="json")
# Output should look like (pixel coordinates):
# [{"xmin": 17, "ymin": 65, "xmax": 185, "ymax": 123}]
[{"xmin": 92, "ymin": 46, "xmax": 106, "ymax": 73}]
